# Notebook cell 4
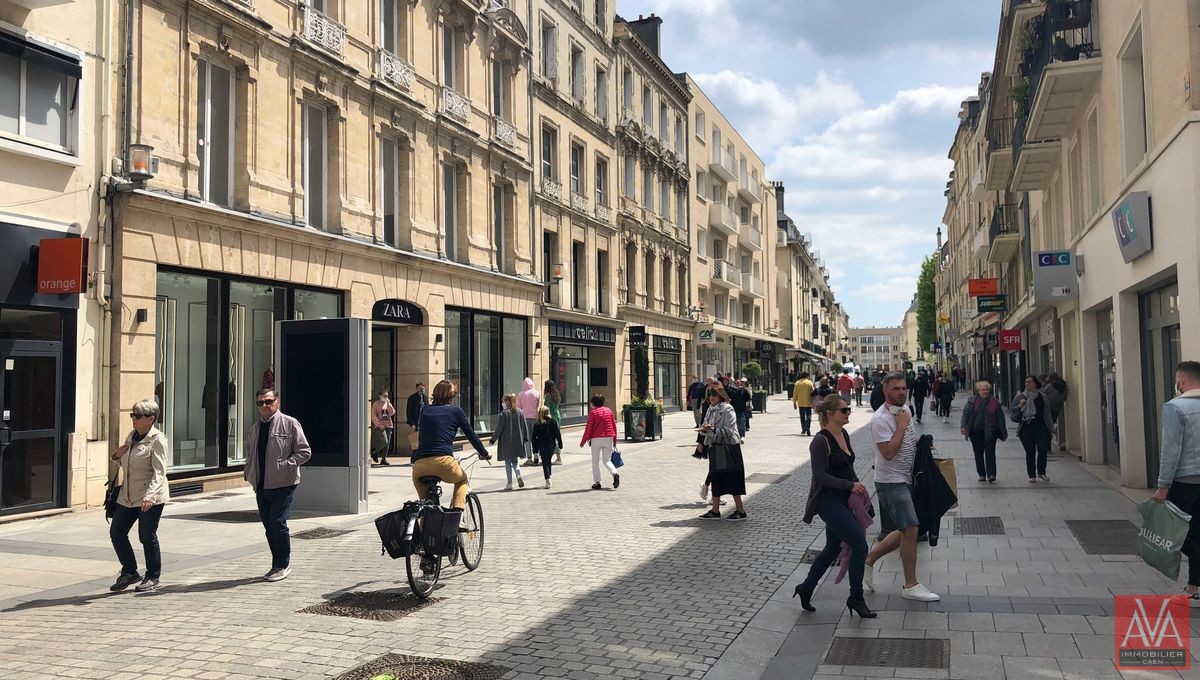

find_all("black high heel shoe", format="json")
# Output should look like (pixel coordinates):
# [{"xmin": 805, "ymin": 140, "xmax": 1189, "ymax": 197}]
[
  {"xmin": 846, "ymin": 595, "xmax": 877, "ymax": 618},
  {"xmin": 792, "ymin": 584, "xmax": 815, "ymax": 612}
]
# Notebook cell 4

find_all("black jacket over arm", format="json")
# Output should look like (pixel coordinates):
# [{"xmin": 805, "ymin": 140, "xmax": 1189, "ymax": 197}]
[{"xmin": 912, "ymin": 435, "xmax": 957, "ymax": 546}]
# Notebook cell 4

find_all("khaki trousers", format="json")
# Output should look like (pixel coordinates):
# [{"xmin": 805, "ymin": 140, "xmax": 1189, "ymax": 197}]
[{"xmin": 411, "ymin": 455, "xmax": 470, "ymax": 509}]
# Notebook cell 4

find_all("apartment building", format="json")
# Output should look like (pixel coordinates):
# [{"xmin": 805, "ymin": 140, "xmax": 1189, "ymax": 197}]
[
  {"xmin": 773, "ymin": 182, "xmax": 837, "ymax": 383},
  {"xmin": 685, "ymin": 73, "xmax": 782, "ymax": 382},
  {"xmin": 532, "ymin": 0, "xmax": 622, "ymax": 423},
  {"xmin": 107, "ymin": 0, "xmax": 544, "ymax": 489},
  {"xmin": 942, "ymin": 0, "xmax": 1200, "ymax": 489},
  {"xmin": 611, "ymin": 15, "xmax": 693, "ymax": 410},
  {"xmin": 0, "ymin": 0, "xmax": 112, "ymax": 517},
  {"xmin": 850, "ymin": 327, "xmax": 904, "ymax": 373}
]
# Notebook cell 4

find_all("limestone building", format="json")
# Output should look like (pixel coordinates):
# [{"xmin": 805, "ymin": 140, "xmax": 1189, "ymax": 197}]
[{"xmin": 849, "ymin": 327, "xmax": 904, "ymax": 373}]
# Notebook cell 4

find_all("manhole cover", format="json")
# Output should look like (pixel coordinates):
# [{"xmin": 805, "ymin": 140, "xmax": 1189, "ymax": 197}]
[
  {"xmin": 335, "ymin": 653, "xmax": 507, "ymax": 679},
  {"xmin": 299, "ymin": 592, "xmax": 441, "ymax": 622},
  {"xmin": 954, "ymin": 516, "xmax": 1005, "ymax": 535},
  {"xmin": 293, "ymin": 527, "xmax": 354, "ymax": 540},
  {"xmin": 192, "ymin": 510, "xmax": 262, "ymax": 523},
  {"xmin": 746, "ymin": 473, "xmax": 790, "ymax": 484},
  {"xmin": 824, "ymin": 637, "xmax": 949, "ymax": 669},
  {"xmin": 1065, "ymin": 519, "xmax": 1138, "ymax": 555}
]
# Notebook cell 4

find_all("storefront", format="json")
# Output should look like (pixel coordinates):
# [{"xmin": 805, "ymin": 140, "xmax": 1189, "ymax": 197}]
[
  {"xmin": 547, "ymin": 319, "xmax": 617, "ymax": 425},
  {"xmin": 445, "ymin": 308, "xmax": 529, "ymax": 435},
  {"xmin": 0, "ymin": 222, "xmax": 80, "ymax": 516},
  {"xmin": 652, "ymin": 335, "xmax": 682, "ymax": 411},
  {"xmin": 153, "ymin": 268, "xmax": 342, "ymax": 479},
  {"xmin": 1139, "ymin": 281, "xmax": 1181, "ymax": 482}
]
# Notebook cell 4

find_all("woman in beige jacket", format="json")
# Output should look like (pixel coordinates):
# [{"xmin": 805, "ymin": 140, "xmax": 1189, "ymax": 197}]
[{"xmin": 108, "ymin": 398, "xmax": 170, "ymax": 593}]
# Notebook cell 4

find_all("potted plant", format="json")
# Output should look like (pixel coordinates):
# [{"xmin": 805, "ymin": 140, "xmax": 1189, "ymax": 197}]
[
  {"xmin": 621, "ymin": 395, "xmax": 664, "ymax": 442},
  {"xmin": 741, "ymin": 361, "xmax": 767, "ymax": 413},
  {"xmin": 1010, "ymin": 79, "xmax": 1031, "ymax": 117}
]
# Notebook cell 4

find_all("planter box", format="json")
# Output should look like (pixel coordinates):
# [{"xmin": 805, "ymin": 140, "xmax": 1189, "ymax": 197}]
[
  {"xmin": 623, "ymin": 407, "xmax": 661, "ymax": 442},
  {"xmin": 752, "ymin": 392, "xmax": 768, "ymax": 413}
]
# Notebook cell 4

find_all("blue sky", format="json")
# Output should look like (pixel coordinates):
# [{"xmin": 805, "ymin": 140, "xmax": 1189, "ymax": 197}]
[{"xmin": 618, "ymin": 0, "xmax": 1000, "ymax": 327}]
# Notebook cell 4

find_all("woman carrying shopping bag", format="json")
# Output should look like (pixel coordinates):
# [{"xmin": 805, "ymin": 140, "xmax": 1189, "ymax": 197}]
[
  {"xmin": 491, "ymin": 394, "xmax": 528, "ymax": 490},
  {"xmin": 580, "ymin": 394, "xmax": 619, "ymax": 490},
  {"xmin": 695, "ymin": 387, "xmax": 747, "ymax": 521}
]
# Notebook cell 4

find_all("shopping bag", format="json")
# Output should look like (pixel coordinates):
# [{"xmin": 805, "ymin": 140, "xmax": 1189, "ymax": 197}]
[
  {"xmin": 1137, "ymin": 498, "xmax": 1192, "ymax": 580},
  {"xmin": 935, "ymin": 458, "xmax": 959, "ymax": 510},
  {"xmin": 611, "ymin": 448, "xmax": 624, "ymax": 469}
]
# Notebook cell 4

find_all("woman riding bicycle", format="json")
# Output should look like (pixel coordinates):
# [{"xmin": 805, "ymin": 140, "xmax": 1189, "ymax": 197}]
[{"xmin": 411, "ymin": 380, "xmax": 491, "ymax": 509}]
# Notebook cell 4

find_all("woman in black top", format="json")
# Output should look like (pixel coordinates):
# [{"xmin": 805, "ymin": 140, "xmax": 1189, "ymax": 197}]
[{"xmin": 793, "ymin": 394, "xmax": 876, "ymax": 618}]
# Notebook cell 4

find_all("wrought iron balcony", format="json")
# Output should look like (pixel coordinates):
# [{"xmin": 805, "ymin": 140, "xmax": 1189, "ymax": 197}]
[
  {"xmin": 571, "ymin": 192, "xmax": 589, "ymax": 213},
  {"xmin": 379, "ymin": 49, "xmax": 414, "ymax": 91},
  {"xmin": 303, "ymin": 6, "xmax": 346, "ymax": 56},
  {"xmin": 541, "ymin": 177, "xmax": 564, "ymax": 202},
  {"xmin": 441, "ymin": 86, "xmax": 471, "ymax": 122},
  {"xmin": 988, "ymin": 203, "xmax": 1022, "ymax": 265},
  {"xmin": 493, "ymin": 116, "xmax": 516, "ymax": 148},
  {"xmin": 594, "ymin": 203, "xmax": 613, "ymax": 223}
]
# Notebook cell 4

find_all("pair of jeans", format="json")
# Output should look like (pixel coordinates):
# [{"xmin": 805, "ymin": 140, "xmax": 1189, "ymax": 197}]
[
  {"xmin": 110, "ymin": 503, "xmax": 165, "ymax": 578},
  {"xmin": 255, "ymin": 484, "xmax": 298, "ymax": 570},
  {"xmin": 736, "ymin": 411, "xmax": 749, "ymax": 438},
  {"xmin": 938, "ymin": 399, "xmax": 952, "ymax": 418},
  {"xmin": 969, "ymin": 432, "xmax": 998, "ymax": 479},
  {"xmin": 801, "ymin": 494, "xmax": 868, "ymax": 598},
  {"xmin": 504, "ymin": 458, "xmax": 523, "ymax": 485},
  {"xmin": 589, "ymin": 436, "xmax": 617, "ymax": 483},
  {"xmin": 1019, "ymin": 424, "xmax": 1051, "ymax": 478},
  {"xmin": 1167, "ymin": 481, "xmax": 1200, "ymax": 586},
  {"xmin": 798, "ymin": 407, "xmax": 812, "ymax": 434}
]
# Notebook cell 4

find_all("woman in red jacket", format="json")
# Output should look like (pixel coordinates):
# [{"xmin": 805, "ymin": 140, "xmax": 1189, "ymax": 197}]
[{"xmin": 580, "ymin": 394, "xmax": 619, "ymax": 490}]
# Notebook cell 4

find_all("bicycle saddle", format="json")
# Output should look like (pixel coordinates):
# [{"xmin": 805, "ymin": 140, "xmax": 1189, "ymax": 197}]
[{"xmin": 417, "ymin": 475, "xmax": 442, "ymax": 485}]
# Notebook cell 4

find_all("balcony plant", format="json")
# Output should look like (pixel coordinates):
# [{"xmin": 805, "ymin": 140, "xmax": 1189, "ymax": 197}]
[{"xmin": 1009, "ymin": 79, "xmax": 1032, "ymax": 117}]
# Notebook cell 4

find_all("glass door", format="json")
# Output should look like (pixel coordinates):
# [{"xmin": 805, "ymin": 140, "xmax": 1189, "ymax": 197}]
[
  {"xmin": 0, "ymin": 350, "xmax": 61, "ymax": 513},
  {"xmin": 1141, "ymin": 282, "xmax": 1181, "ymax": 481}
]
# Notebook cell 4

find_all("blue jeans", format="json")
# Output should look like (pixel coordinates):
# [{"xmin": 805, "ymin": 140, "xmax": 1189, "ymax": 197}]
[
  {"xmin": 736, "ymin": 410, "xmax": 749, "ymax": 438},
  {"xmin": 801, "ymin": 494, "xmax": 869, "ymax": 598},
  {"xmin": 504, "ymin": 458, "xmax": 523, "ymax": 485},
  {"xmin": 110, "ymin": 503, "xmax": 165, "ymax": 579},
  {"xmin": 875, "ymin": 481, "xmax": 919, "ymax": 530},
  {"xmin": 256, "ymin": 485, "xmax": 297, "ymax": 569}
]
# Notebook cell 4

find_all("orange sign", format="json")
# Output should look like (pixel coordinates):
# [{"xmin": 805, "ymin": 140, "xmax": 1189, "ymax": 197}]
[
  {"xmin": 37, "ymin": 237, "xmax": 88, "ymax": 294},
  {"xmin": 968, "ymin": 278, "xmax": 999, "ymax": 297}
]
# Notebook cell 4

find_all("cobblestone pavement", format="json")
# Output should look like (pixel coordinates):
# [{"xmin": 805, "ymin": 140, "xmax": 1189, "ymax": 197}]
[
  {"xmin": 0, "ymin": 395, "xmax": 868, "ymax": 680},
  {"xmin": 738, "ymin": 393, "xmax": 1200, "ymax": 680}
]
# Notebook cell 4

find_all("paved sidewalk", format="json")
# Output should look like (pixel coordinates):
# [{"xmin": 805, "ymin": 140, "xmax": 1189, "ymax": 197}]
[
  {"xmin": 0, "ymin": 395, "xmax": 856, "ymax": 680},
  {"xmin": 726, "ymin": 392, "xmax": 1196, "ymax": 680}
]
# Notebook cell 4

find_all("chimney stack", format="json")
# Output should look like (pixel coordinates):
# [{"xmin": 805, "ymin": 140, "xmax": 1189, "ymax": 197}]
[
  {"xmin": 627, "ymin": 13, "xmax": 663, "ymax": 56},
  {"xmin": 770, "ymin": 181, "xmax": 785, "ymax": 212}
]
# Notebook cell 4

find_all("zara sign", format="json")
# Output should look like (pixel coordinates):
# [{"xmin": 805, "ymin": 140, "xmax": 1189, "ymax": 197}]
[{"xmin": 371, "ymin": 299, "xmax": 424, "ymax": 325}]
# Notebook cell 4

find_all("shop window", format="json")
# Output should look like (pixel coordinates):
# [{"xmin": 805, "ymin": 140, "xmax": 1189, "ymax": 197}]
[
  {"xmin": 550, "ymin": 344, "xmax": 590, "ymax": 420},
  {"xmin": 197, "ymin": 58, "xmax": 234, "ymax": 207},
  {"xmin": 445, "ymin": 309, "xmax": 527, "ymax": 433},
  {"xmin": 303, "ymin": 104, "xmax": 328, "ymax": 229},
  {"xmin": 654, "ymin": 353, "xmax": 680, "ymax": 409},
  {"xmin": 0, "ymin": 31, "xmax": 80, "ymax": 154}
]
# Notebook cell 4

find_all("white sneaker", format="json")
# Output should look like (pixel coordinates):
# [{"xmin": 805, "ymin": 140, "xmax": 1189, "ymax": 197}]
[
  {"xmin": 902, "ymin": 583, "xmax": 940, "ymax": 602},
  {"xmin": 265, "ymin": 566, "xmax": 290, "ymax": 583},
  {"xmin": 863, "ymin": 564, "xmax": 875, "ymax": 593},
  {"xmin": 545, "ymin": 480, "xmax": 551, "ymax": 489},
  {"xmin": 699, "ymin": 484, "xmax": 709, "ymax": 502},
  {"xmin": 504, "ymin": 484, "xmax": 513, "ymax": 491}
]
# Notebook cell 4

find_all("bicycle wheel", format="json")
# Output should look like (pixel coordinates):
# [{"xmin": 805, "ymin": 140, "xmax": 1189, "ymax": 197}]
[
  {"xmin": 405, "ymin": 527, "xmax": 441, "ymax": 599},
  {"xmin": 459, "ymin": 492, "xmax": 484, "ymax": 571}
]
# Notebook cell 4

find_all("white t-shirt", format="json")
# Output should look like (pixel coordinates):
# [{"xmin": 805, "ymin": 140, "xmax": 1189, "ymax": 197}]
[{"xmin": 873, "ymin": 404, "xmax": 919, "ymax": 484}]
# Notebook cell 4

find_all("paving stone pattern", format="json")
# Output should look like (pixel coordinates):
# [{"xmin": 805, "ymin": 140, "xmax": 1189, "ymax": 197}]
[{"xmin": 0, "ymin": 396, "xmax": 844, "ymax": 680}]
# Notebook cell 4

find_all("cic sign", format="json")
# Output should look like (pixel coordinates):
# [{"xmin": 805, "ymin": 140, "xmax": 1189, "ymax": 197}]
[{"xmin": 1032, "ymin": 250, "xmax": 1079, "ymax": 306}]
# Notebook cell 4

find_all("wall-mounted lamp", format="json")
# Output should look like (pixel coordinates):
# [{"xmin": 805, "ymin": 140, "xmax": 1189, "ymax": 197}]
[
  {"xmin": 534, "ymin": 341, "xmax": 542, "ymax": 351},
  {"xmin": 135, "ymin": 308, "xmax": 149, "ymax": 324},
  {"xmin": 128, "ymin": 143, "xmax": 157, "ymax": 183},
  {"xmin": 434, "ymin": 333, "xmax": 444, "ymax": 344},
  {"xmin": 551, "ymin": 263, "xmax": 565, "ymax": 283}
]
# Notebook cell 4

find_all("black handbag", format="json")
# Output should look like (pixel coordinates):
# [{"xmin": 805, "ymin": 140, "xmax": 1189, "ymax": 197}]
[
  {"xmin": 104, "ymin": 472, "xmax": 121, "ymax": 522},
  {"xmin": 708, "ymin": 444, "xmax": 730, "ymax": 471}
]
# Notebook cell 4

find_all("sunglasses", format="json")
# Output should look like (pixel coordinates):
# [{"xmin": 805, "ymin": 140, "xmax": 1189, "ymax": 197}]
[
  {"xmin": 129, "ymin": 412, "xmax": 150, "ymax": 420},
  {"xmin": 256, "ymin": 399, "xmax": 276, "ymax": 407},
  {"xmin": 838, "ymin": 407, "xmax": 853, "ymax": 415}
]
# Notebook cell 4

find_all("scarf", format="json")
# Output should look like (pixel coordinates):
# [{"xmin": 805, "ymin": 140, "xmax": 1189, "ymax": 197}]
[{"xmin": 1020, "ymin": 389, "xmax": 1039, "ymax": 422}]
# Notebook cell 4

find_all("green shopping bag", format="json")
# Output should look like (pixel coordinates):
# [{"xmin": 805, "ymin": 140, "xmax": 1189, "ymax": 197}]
[{"xmin": 1137, "ymin": 498, "xmax": 1192, "ymax": 580}]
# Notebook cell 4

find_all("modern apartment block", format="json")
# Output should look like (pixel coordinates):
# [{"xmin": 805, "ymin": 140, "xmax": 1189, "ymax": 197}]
[
  {"xmin": 849, "ymin": 327, "xmax": 905, "ymax": 373},
  {"xmin": 940, "ymin": 0, "xmax": 1200, "ymax": 489}
]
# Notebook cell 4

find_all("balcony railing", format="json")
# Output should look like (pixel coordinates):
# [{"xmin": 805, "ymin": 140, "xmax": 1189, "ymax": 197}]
[
  {"xmin": 493, "ymin": 117, "xmax": 516, "ymax": 148},
  {"xmin": 742, "ymin": 273, "xmax": 765, "ymax": 297},
  {"xmin": 379, "ymin": 49, "xmax": 414, "ymax": 91},
  {"xmin": 990, "ymin": 204, "xmax": 1019, "ymax": 240},
  {"xmin": 441, "ymin": 86, "xmax": 471, "ymax": 122},
  {"xmin": 988, "ymin": 116, "xmax": 1014, "ymax": 152},
  {"xmin": 708, "ymin": 202, "xmax": 738, "ymax": 235},
  {"xmin": 713, "ymin": 259, "xmax": 740, "ymax": 287},
  {"xmin": 741, "ymin": 222, "xmax": 762, "ymax": 250},
  {"xmin": 709, "ymin": 146, "xmax": 736, "ymax": 182},
  {"xmin": 571, "ymin": 192, "xmax": 589, "ymax": 213},
  {"xmin": 541, "ymin": 177, "xmax": 564, "ymax": 202},
  {"xmin": 1013, "ymin": 2, "xmax": 1097, "ymax": 159},
  {"xmin": 303, "ymin": 6, "xmax": 346, "ymax": 56}
]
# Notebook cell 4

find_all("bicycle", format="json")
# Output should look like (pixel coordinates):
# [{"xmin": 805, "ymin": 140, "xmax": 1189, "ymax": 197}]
[{"xmin": 404, "ymin": 453, "xmax": 486, "ymax": 599}]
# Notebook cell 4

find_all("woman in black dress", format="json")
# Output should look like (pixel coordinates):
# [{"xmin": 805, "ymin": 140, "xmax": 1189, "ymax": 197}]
[{"xmin": 695, "ymin": 387, "xmax": 747, "ymax": 521}]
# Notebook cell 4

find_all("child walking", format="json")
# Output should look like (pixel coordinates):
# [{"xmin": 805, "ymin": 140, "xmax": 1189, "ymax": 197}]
[{"xmin": 530, "ymin": 406, "xmax": 563, "ymax": 488}]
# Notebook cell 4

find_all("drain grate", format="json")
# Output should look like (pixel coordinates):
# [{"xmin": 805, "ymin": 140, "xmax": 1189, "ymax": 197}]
[
  {"xmin": 1065, "ymin": 519, "xmax": 1138, "ymax": 555},
  {"xmin": 954, "ymin": 516, "xmax": 1006, "ymax": 535},
  {"xmin": 824, "ymin": 637, "xmax": 949, "ymax": 669},
  {"xmin": 746, "ymin": 473, "xmax": 791, "ymax": 484},
  {"xmin": 800, "ymin": 547, "xmax": 838, "ymax": 565},
  {"xmin": 293, "ymin": 527, "xmax": 354, "ymax": 540},
  {"xmin": 191, "ymin": 510, "xmax": 263, "ymax": 523},
  {"xmin": 300, "ymin": 592, "xmax": 441, "ymax": 622},
  {"xmin": 335, "ymin": 653, "xmax": 507, "ymax": 679}
]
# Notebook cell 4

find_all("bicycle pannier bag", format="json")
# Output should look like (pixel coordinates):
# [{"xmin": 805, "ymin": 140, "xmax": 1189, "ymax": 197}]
[
  {"xmin": 375, "ymin": 503, "xmax": 420, "ymax": 559},
  {"xmin": 420, "ymin": 506, "xmax": 464, "ymax": 557}
]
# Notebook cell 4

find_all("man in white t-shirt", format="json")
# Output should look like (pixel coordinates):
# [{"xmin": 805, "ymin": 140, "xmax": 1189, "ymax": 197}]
[{"xmin": 862, "ymin": 372, "xmax": 940, "ymax": 602}]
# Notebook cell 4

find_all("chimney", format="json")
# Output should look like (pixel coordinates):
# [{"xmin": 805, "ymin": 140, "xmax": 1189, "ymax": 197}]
[
  {"xmin": 627, "ymin": 13, "xmax": 663, "ymax": 55},
  {"xmin": 771, "ymin": 181, "xmax": 785, "ymax": 212}
]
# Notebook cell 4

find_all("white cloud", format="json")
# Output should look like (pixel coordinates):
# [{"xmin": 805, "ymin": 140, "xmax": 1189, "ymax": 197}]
[
  {"xmin": 854, "ymin": 278, "xmax": 921, "ymax": 305},
  {"xmin": 692, "ymin": 70, "xmax": 862, "ymax": 148}
]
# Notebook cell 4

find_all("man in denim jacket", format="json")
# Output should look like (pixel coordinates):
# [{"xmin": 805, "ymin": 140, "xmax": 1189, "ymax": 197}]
[{"xmin": 1153, "ymin": 361, "xmax": 1200, "ymax": 603}]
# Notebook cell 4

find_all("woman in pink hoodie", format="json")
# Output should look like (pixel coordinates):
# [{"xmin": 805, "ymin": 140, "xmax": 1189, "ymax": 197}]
[{"xmin": 516, "ymin": 377, "xmax": 541, "ymax": 463}]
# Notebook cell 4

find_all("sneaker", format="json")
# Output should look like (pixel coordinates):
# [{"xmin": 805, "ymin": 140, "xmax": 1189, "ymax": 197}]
[
  {"xmin": 978, "ymin": 476, "xmax": 987, "ymax": 482},
  {"xmin": 1028, "ymin": 478, "xmax": 1038, "ymax": 484},
  {"xmin": 863, "ymin": 564, "xmax": 875, "ymax": 593},
  {"xmin": 517, "ymin": 476, "xmax": 525, "ymax": 489},
  {"xmin": 901, "ymin": 583, "xmax": 940, "ymax": 602},
  {"xmin": 699, "ymin": 484, "xmax": 709, "ymax": 502},
  {"xmin": 504, "ymin": 484, "xmax": 513, "ymax": 491},
  {"xmin": 698, "ymin": 510, "xmax": 722, "ymax": 519},
  {"xmin": 726, "ymin": 511, "xmax": 747, "ymax": 522},
  {"xmin": 265, "ymin": 566, "xmax": 291, "ymax": 582},
  {"xmin": 591, "ymin": 482, "xmax": 601, "ymax": 490},
  {"xmin": 135, "ymin": 576, "xmax": 160, "ymax": 592},
  {"xmin": 1038, "ymin": 474, "xmax": 1050, "ymax": 483},
  {"xmin": 545, "ymin": 480, "xmax": 551, "ymax": 489},
  {"xmin": 109, "ymin": 572, "xmax": 141, "ymax": 592},
  {"xmin": 613, "ymin": 473, "xmax": 620, "ymax": 489},
  {"xmin": 379, "ymin": 459, "xmax": 390, "ymax": 466}
]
